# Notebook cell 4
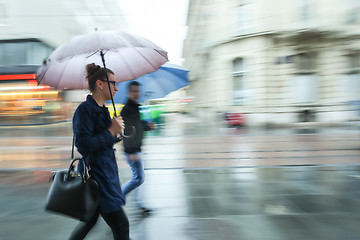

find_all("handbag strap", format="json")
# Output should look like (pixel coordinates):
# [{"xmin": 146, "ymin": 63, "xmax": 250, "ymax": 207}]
[
  {"xmin": 71, "ymin": 134, "xmax": 75, "ymax": 159},
  {"xmin": 67, "ymin": 158, "xmax": 88, "ymax": 181},
  {"xmin": 71, "ymin": 108, "xmax": 99, "ymax": 165},
  {"xmin": 71, "ymin": 134, "xmax": 93, "ymax": 167}
]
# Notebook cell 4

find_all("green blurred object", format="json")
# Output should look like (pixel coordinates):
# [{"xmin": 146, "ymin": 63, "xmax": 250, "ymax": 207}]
[{"xmin": 140, "ymin": 105, "xmax": 165, "ymax": 125}]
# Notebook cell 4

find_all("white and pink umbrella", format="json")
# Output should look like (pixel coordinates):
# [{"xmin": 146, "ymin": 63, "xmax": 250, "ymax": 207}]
[
  {"xmin": 37, "ymin": 30, "xmax": 168, "ymax": 138},
  {"xmin": 37, "ymin": 30, "xmax": 168, "ymax": 90}
]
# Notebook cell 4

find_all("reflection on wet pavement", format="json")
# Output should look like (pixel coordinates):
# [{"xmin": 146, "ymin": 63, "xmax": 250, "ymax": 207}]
[
  {"xmin": 0, "ymin": 116, "xmax": 359, "ymax": 239},
  {"xmin": 0, "ymin": 132, "xmax": 359, "ymax": 170},
  {"xmin": 1, "ymin": 166, "xmax": 360, "ymax": 239}
]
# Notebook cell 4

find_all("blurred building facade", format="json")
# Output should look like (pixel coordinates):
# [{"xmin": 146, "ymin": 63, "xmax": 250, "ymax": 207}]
[
  {"xmin": 0, "ymin": 0, "xmax": 128, "ymax": 46},
  {"xmin": 183, "ymin": 0, "xmax": 360, "ymax": 126},
  {"xmin": 0, "ymin": 0, "xmax": 128, "ymax": 122}
]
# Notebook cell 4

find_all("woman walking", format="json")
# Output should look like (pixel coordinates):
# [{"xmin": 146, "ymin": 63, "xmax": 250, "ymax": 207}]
[{"xmin": 69, "ymin": 63, "xmax": 129, "ymax": 240}]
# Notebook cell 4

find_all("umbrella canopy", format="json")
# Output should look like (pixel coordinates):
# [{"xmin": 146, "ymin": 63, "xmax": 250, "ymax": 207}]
[
  {"xmin": 36, "ymin": 30, "xmax": 168, "ymax": 90},
  {"xmin": 112, "ymin": 63, "xmax": 189, "ymax": 104}
]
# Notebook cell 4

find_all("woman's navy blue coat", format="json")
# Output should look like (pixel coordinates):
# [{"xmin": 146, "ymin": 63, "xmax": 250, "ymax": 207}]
[{"xmin": 73, "ymin": 95, "xmax": 125, "ymax": 214}]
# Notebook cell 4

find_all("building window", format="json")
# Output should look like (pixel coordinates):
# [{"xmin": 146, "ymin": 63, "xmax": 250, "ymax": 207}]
[
  {"xmin": 345, "ymin": 0, "xmax": 360, "ymax": 24},
  {"xmin": 293, "ymin": 52, "xmax": 317, "ymax": 104},
  {"xmin": 232, "ymin": 58, "xmax": 246, "ymax": 105},
  {"xmin": 0, "ymin": 43, "xmax": 26, "ymax": 65},
  {"xmin": 299, "ymin": 0, "xmax": 310, "ymax": 25},
  {"xmin": 296, "ymin": 52, "xmax": 316, "ymax": 74},
  {"xmin": 0, "ymin": 4, "xmax": 5, "ymax": 25},
  {"xmin": 346, "ymin": 53, "xmax": 360, "ymax": 101},
  {"xmin": 236, "ymin": 0, "xmax": 254, "ymax": 35},
  {"xmin": 0, "ymin": 41, "xmax": 54, "ymax": 66},
  {"xmin": 348, "ymin": 53, "xmax": 360, "ymax": 74}
]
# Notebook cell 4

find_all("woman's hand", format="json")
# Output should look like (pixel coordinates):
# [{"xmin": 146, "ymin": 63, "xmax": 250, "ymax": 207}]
[{"xmin": 108, "ymin": 116, "xmax": 125, "ymax": 136}]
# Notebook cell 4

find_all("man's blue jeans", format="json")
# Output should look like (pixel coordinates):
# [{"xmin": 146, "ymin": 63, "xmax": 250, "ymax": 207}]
[{"xmin": 121, "ymin": 152, "xmax": 145, "ymax": 207}]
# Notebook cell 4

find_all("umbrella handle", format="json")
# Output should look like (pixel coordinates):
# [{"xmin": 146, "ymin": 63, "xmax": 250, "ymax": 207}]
[
  {"xmin": 121, "ymin": 126, "xmax": 136, "ymax": 139},
  {"xmin": 99, "ymin": 51, "xmax": 136, "ymax": 139},
  {"xmin": 100, "ymin": 50, "xmax": 118, "ymax": 117}
]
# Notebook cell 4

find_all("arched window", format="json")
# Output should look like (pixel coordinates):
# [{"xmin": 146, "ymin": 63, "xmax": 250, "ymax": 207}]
[
  {"xmin": 293, "ymin": 52, "xmax": 317, "ymax": 103},
  {"xmin": 232, "ymin": 58, "xmax": 245, "ymax": 105}
]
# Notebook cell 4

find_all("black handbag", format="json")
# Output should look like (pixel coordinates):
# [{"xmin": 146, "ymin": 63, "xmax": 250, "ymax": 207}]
[{"xmin": 45, "ymin": 137, "xmax": 99, "ymax": 222}]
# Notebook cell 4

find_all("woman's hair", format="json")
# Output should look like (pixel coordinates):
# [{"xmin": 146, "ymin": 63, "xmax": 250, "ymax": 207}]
[{"xmin": 86, "ymin": 63, "xmax": 114, "ymax": 92}]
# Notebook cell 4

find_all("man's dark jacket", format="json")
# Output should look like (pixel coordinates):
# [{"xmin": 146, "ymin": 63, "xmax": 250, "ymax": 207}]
[{"xmin": 121, "ymin": 99, "xmax": 149, "ymax": 154}]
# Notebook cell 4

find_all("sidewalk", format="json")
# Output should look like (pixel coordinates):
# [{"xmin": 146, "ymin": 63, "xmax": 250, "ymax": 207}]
[
  {"xmin": 0, "ymin": 114, "xmax": 359, "ymax": 239},
  {"xmin": 1, "ymin": 165, "xmax": 360, "ymax": 240}
]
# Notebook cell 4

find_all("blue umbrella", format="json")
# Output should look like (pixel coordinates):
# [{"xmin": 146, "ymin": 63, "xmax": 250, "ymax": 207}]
[{"xmin": 112, "ymin": 63, "xmax": 189, "ymax": 104}]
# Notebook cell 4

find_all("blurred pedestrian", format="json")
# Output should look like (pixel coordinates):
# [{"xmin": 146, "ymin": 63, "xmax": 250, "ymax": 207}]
[
  {"xmin": 121, "ymin": 81, "xmax": 155, "ymax": 214},
  {"xmin": 69, "ymin": 63, "xmax": 129, "ymax": 240}
]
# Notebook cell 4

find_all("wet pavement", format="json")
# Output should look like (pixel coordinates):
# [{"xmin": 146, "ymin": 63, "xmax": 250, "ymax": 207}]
[
  {"xmin": 0, "ymin": 128, "xmax": 359, "ymax": 170},
  {"xmin": 0, "ymin": 114, "xmax": 359, "ymax": 239},
  {"xmin": 1, "ymin": 166, "xmax": 360, "ymax": 239}
]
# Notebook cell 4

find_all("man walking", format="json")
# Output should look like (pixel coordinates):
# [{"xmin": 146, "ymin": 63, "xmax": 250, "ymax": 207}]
[{"xmin": 121, "ymin": 81, "xmax": 155, "ymax": 213}]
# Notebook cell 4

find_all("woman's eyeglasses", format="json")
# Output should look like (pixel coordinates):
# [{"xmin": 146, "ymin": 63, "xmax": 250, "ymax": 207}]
[{"xmin": 101, "ymin": 80, "xmax": 117, "ymax": 87}]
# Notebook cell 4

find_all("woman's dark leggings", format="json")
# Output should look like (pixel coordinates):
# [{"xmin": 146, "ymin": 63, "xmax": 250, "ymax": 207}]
[{"xmin": 68, "ymin": 208, "xmax": 129, "ymax": 240}]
